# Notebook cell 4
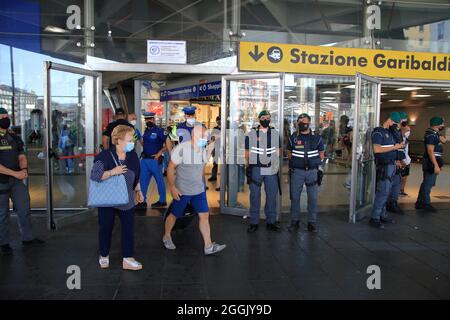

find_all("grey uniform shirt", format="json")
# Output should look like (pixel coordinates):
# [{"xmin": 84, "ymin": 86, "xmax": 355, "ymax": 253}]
[{"xmin": 171, "ymin": 141, "xmax": 208, "ymax": 196}]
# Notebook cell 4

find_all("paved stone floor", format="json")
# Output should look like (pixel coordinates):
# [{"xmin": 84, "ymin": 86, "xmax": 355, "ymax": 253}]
[{"xmin": 1, "ymin": 204, "xmax": 450, "ymax": 300}]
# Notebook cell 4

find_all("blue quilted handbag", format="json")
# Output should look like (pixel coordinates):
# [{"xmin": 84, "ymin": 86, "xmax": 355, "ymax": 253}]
[{"xmin": 88, "ymin": 152, "xmax": 129, "ymax": 207}]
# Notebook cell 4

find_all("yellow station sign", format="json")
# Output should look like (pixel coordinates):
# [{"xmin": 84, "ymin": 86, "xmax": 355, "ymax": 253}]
[{"xmin": 239, "ymin": 42, "xmax": 450, "ymax": 81}]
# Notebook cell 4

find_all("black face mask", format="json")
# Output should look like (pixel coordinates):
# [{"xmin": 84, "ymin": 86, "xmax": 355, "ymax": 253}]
[
  {"xmin": 298, "ymin": 123, "xmax": 310, "ymax": 132},
  {"xmin": 146, "ymin": 121, "xmax": 154, "ymax": 128},
  {"xmin": 389, "ymin": 123, "xmax": 398, "ymax": 131},
  {"xmin": 401, "ymin": 121, "xmax": 408, "ymax": 127},
  {"xmin": 260, "ymin": 119, "xmax": 270, "ymax": 128},
  {"xmin": 0, "ymin": 118, "xmax": 10, "ymax": 129}
]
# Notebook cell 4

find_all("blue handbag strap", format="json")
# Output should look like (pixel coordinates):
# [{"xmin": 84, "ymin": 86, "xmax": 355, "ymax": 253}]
[{"xmin": 110, "ymin": 151, "xmax": 120, "ymax": 167}]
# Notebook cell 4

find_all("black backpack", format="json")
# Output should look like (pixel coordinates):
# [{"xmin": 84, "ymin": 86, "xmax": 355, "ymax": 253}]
[{"xmin": 164, "ymin": 202, "xmax": 196, "ymax": 230}]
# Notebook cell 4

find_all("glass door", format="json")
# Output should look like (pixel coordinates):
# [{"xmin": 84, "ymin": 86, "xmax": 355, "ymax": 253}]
[
  {"xmin": 349, "ymin": 72, "xmax": 380, "ymax": 223},
  {"xmin": 220, "ymin": 73, "xmax": 283, "ymax": 216},
  {"xmin": 44, "ymin": 62, "xmax": 102, "ymax": 230}
]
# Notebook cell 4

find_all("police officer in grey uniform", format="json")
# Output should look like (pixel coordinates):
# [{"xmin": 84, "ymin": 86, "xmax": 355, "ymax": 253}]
[
  {"xmin": 245, "ymin": 110, "xmax": 281, "ymax": 233},
  {"xmin": 287, "ymin": 113, "xmax": 324, "ymax": 233},
  {"xmin": 0, "ymin": 108, "xmax": 45, "ymax": 256}
]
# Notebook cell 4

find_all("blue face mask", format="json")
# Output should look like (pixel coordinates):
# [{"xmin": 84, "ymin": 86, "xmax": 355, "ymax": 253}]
[
  {"xmin": 196, "ymin": 138, "xmax": 207, "ymax": 148},
  {"xmin": 124, "ymin": 142, "xmax": 134, "ymax": 152}
]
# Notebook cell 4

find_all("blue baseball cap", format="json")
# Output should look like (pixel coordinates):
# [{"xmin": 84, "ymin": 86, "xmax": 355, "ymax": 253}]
[
  {"xmin": 143, "ymin": 112, "xmax": 156, "ymax": 118},
  {"xmin": 182, "ymin": 106, "xmax": 197, "ymax": 115}
]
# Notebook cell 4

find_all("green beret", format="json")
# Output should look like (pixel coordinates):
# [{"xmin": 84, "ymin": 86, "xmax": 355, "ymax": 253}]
[
  {"xmin": 0, "ymin": 107, "xmax": 8, "ymax": 115},
  {"xmin": 389, "ymin": 112, "xmax": 402, "ymax": 124},
  {"xmin": 430, "ymin": 116, "xmax": 444, "ymax": 126},
  {"xmin": 398, "ymin": 111, "xmax": 408, "ymax": 120},
  {"xmin": 258, "ymin": 110, "xmax": 270, "ymax": 118}
]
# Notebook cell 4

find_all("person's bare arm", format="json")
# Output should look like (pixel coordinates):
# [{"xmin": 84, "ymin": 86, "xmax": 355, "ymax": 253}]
[
  {"xmin": 167, "ymin": 160, "xmax": 181, "ymax": 200},
  {"xmin": 426, "ymin": 144, "xmax": 440, "ymax": 174},
  {"xmin": 18, "ymin": 154, "xmax": 28, "ymax": 170},
  {"xmin": 0, "ymin": 164, "xmax": 20, "ymax": 178},
  {"xmin": 166, "ymin": 139, "xmax": 173, "ymax": 153},
  {"xmin": 373, "ymin": 143, "xmax": 403, "ymax": 154}
]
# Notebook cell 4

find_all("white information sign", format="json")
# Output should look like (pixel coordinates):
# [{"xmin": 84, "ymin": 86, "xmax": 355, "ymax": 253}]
[{"xmin": 147, "ymin": 40, "xmax": 187, "ymax": 64}]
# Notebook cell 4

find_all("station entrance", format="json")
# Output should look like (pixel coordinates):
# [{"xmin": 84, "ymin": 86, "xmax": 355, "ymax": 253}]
[{"xmin": 36, "ymin": 60, "xmax": 450, "ymax": 230}]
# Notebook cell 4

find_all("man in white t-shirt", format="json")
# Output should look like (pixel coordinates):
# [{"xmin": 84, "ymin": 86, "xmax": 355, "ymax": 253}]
[
  {"xmin": 163, "ymin": 125, "xmax": 226, "ymax": 255},
  {"xmin": 399, "ymin": 122, "xmax": 412, "ymax": 196}
]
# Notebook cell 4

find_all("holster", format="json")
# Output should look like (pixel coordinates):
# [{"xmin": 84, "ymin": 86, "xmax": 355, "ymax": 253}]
[
  {"xmin": 317, "ymin": 169, "xmax": 324, "ymax": 186},
  {"xmin": 375, "ymin": 163, "xmax": 390, "ymax": 182}
]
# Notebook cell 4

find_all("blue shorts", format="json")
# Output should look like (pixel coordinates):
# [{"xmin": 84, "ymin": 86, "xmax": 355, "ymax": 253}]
[{"xmin": 171, "ymin": 192, "xmax": 209, "ymax": 218}]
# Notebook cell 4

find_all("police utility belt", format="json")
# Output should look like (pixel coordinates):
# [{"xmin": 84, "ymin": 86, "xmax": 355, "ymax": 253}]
[
  {"xmin": 141, "ymin": 153, "xmax": 159, "ymax": 159},
  {"xmin": 374, "ymin": 158, "xmax": 395, "ymax": 181}
]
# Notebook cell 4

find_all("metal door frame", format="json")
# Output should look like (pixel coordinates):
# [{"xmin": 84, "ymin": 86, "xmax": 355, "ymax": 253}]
[
  {"xmin": 43, "ymin": 61, "xmax": 102, "ymax": 230},
  {"xmin": 349, "ymin": 72, "xmax": 381, "ymax": 224},
  {"xmin": 220, "ymin": 73, "xmax": 284, "ymax": 216}
]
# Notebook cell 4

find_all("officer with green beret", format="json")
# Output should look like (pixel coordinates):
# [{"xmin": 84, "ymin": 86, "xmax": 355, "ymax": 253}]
[
  {"xmin": 0, "ymin": 108, "xmax": 45, "ymax": 256},
  {"xmin": 386, "ymin": 111, "xmax": 409, "ymax": 214},
  {"xmin": 369, "ymin": 112, "xmax": 405, "ymax": 228},
  {"xmin": 415, "ymin": 116, "xmax": 446, "ymax": 212},
  {"xmin": 245, "ymin": 110, "xmax": 281, "ymax": 233}
]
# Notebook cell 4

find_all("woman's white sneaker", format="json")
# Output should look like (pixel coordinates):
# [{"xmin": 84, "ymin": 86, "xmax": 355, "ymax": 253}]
[
  {"xmin": 122, "ymin": 258, "xmax": 142, "ymax": 271},
  {"xmin": 99, "ymin": 256, "xmax": 109, "ymax": 269},
  {"xmin": 163, "ymin": 237, "xmax": 176, "ymax": 250}
]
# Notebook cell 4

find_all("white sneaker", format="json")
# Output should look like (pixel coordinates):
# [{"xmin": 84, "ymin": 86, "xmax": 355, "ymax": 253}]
[
  {"xmin": 122, "ymin": 258, "xmax": 142, "ymax": 271},
  {"xmin": 99, "ymin": 256, "xmax": 109, "ymax": 269},
  {"xmin": 204, "ymin": 243, "xmax": 227, "ymax": 255},
  {"xmin": 163, "ymin": 237, "xmax": 176, "ymax": 250}
]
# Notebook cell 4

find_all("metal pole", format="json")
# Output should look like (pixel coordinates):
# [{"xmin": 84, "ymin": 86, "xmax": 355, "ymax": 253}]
[
  {"xmin": 84, "ymin": 0, "xmax": 94, "ymax": 58},
  {"xmin": 10, "ymin": 46, "xmax": 15, "ymax": 124},
  {"xmin": 43, "ymin": 62, "xmax": 56, "ymax": 230}
]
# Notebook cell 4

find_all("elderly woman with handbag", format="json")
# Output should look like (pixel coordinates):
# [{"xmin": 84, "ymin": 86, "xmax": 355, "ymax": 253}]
[{"xmin": 89, "ymin": 125, "xmax": 144, "ymax": 271}]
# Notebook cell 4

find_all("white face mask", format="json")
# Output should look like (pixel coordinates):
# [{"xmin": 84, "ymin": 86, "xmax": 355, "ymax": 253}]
[
  {"xmin": 404, "ymin": 131, "xmax": 411, "ymax": 139},
  {"xmin": 129, "ymin": 120, "xmax": 136, "ymax": 126},
  {"xmin": 186, "ymin": 118, "xmax": 195, "ymax": 126}
]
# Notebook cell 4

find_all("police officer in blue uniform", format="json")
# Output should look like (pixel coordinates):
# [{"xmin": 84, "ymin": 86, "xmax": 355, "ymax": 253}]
[
  {"xmin": 370, "ymin": 112, "xmax": 405, "ymax": 229},
  {"xmin": 245, "ymin": 110, "xmax": 281, "ymax": 233},
  {"xmin": 136, "ymin": 112, "xmax": 167, "ymax": 209},
  {"xmin": 171, "ymin": 106, "xmax": 204, "ymax": 147},
  {"xmin": 386, "ymin": 111, "xmax": 408, "ymax": 214},
  {"xmin": 287, "ymin": 113, "xmax": 325, "ymax": 233},
  {"xmin": 415, "ymin": 116, "xmax": 446, "ymax": 212}
]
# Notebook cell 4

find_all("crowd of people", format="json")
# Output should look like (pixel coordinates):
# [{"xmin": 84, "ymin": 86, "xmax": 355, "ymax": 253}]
[{"xmin": 0, "ymin": 105, "xmax": 445, "ymax": 274}]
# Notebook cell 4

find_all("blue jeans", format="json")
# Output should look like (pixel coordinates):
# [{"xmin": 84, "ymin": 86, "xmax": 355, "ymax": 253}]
[
  {"xmin": 290, "ymin": 168, "xmax": 318, "ymax": 223},
  {"xmin": 416, "ymin": 171, "xmax": 437, "ymax": 206},
  {"xmin": 162, "ymin": 151, "xmax": 169, "ymax": 172},
  {"xmin": 388, "ymin": 171, "xmax": 401, "ymax": 205},
  {"xmin": 63, "ymin": 146, "xmax": 74, "ymax": 171},
  {"xmin": 249, "ymin": 167, "xmax": 278, "ymax": 225},
  {"xmin": 98, "ymin": 207, "xmax": 134, "ymax": 258},
  {"xmin": 371, "ymin": 164, "xmax": 396, "ymax": 220}
]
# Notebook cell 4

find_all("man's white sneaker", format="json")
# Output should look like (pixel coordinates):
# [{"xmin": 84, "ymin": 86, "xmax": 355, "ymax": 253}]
[
  {"xmin": 204, "ymin": 243, "xmax": 226, "ymax": 255},
  {"xmin": 163, "ymin": 237, "xmax": 176, "ymax": 250}
]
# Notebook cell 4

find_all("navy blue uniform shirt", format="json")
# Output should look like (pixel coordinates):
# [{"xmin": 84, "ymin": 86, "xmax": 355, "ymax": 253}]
[
  {"xmin": 372, "ymin": 127, "xmax": 397, "ymax": 164},
  {"xmin": 142, "ymin": 126, "xmax": 167, "ymax": 156}
]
